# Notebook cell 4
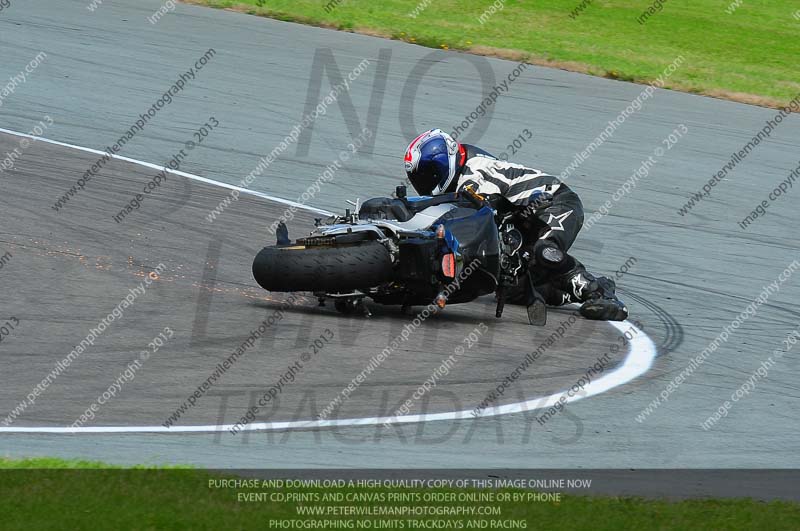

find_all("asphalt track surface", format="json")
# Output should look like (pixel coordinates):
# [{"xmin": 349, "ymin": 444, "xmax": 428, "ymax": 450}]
[{"xmin": 0, "ymin": 0, "xmax": 798, "ymax": 476}]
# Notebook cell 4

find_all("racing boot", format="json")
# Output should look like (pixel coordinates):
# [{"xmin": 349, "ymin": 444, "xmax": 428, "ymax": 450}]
[
  {"xmin": 561, "ymin": 266, "xmax": 628, "ymax": 321},
  {"xmin": 514, "ymin": 240, "xmax": 628, "ymax": 321}
]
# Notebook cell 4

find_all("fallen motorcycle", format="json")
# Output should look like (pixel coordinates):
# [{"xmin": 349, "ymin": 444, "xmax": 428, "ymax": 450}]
[{"xmin": 252, "ymin": 185, "xmax": 548, "ymax": 325}]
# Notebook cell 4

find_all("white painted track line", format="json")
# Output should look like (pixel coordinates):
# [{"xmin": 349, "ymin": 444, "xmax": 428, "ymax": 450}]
[{"xmin": 0, "ymin": 129, "xmax": 657, "ymax": 435}]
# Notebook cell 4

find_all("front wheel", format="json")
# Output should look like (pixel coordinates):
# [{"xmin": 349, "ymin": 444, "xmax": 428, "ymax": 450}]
[{"xmin": 252, "ymin": 242, "xmax": 394, "ymax": 293}]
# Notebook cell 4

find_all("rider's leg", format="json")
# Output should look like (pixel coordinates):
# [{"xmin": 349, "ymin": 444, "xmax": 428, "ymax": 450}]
[
  {"xmin": 528, "ymin": 192, "xmax": 628, "ymax": 321},
  {"xmin": 538, "ymin": 259, "xmax": 629, "ymax": 321}
]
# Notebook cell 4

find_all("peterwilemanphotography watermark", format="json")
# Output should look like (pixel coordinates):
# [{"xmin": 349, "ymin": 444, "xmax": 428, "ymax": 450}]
[
  {"xmin": 449, "ymin": 62, "xmax": 529, "ymax": 141},
  {"xmin": 267, "ymin": 127, "xmax": 373, "ymax": 235},
  {"xmin": 317, "ymin": 259, "xmax": 483, "ymax": 421},
  {"xmin": 205, "ymin": 55, "xmax": 371, "ymax": 223},
  {"xmin": 2, "ymin": 264, "xmax": 166, "ymax": 427},
  {"xmin": 699, "ymin": 330, "xmax": 791, "ymax": 431},
  {"xmin": 163, "ymin": 294, "xmax": 302, "ymax": 429},
  {"xmin": 677, "ymin": 93, "xmax": 800, "ymax": 217},
  {"xmin": 559, "ymin": 55, "xmax": 686, "ymax": 181},
  {"xmin": 0, "ymin": 249, "xmax": 11, "ymax": 272},
  {"xmin": 52, "ymin": 49, "xmax": 216, "ymax": 212},
  {"xmin": 568, "ymin": 0, "xmax": 594, "ymax": 19},
  {"xmin": 113, "ymin": 118, "xmax": 220, "ymax": 224},
  {"xmin": 385, "ymin": 324, "xmax": 487, "ymax": 427},
  {"xmin": 737, "ymin": 159, "xmax": 799, "ymax": 229},
  {"xmin": 230, "ymin": 329, "xmax": 334, "ymax": 435},
  {"xmin": 636, "ymin": 259, "xmax": 800, "ymax": 423},
  {"xmin": 584, "ymin": 124, "xmax": 688, "ymax": 231},
  {"xmin": 0, "ymin": 51, "xmax": 48, "ymax": 109}
]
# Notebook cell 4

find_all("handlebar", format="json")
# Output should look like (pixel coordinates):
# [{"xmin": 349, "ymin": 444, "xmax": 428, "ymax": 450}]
[{"xmin": 460, "ymin": 185, "xmax": 488, "ymax": 209}]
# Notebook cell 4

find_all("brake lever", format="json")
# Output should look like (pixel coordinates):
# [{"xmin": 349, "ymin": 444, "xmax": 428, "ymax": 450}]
[{"xmin": 461, "ymin": 185, "xmax": 489, "ymax": 209}]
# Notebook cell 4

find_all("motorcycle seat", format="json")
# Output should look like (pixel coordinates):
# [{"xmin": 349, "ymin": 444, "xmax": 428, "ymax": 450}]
[{"xmin": 359, "ymin": 194, "xmax": 472, "ymax": 222}]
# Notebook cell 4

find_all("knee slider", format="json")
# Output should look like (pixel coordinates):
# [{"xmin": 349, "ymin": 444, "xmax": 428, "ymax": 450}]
[{"xmin": 534, "ymin": 241, "xmax": 568, "ymax": 270}]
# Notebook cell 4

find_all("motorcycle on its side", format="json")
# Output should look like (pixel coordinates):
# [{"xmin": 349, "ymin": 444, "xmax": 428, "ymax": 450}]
[{"xmin": 252, "ymin": 185, "xmax": 548, "ymax": 325}]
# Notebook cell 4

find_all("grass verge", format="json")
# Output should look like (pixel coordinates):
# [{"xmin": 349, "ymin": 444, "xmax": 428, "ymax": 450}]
[
  {"xmin": 182, "ymin": 0, "xmax": 800, "ymax": 108},
  {"xmin": 2, "ymin": 458, "xmax": 800, "ymax": 530}
]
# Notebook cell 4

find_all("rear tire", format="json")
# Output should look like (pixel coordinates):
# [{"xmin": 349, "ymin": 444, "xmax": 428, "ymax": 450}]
[{"xmin": 253, "ymin": 242, "xmax": 393, "ymax": 293}]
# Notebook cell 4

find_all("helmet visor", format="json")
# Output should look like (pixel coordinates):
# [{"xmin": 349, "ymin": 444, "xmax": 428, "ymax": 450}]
[{"xmin": 411, "ymin": 155, "xmax": 450, "ymax": 196}]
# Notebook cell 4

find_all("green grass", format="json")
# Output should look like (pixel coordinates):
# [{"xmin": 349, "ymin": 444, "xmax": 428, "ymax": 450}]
[
  {"xmin": 2, "ymin": 458, "xmax": 800, "ymax": 530},
  {"xmin": 184, "ymin": 0, "xmax": 800, "ymax": 107}
]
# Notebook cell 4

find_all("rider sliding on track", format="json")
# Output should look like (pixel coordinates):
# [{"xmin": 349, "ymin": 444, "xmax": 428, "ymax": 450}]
[{"xmin": 403, "ymin": 129, "xmax": 628, "ymax": 321}]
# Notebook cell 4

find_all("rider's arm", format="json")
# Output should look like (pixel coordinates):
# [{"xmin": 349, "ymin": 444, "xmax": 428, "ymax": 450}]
[{"xmin": 461, "ymin": 158, "xmax": 558, "ymax": 204}]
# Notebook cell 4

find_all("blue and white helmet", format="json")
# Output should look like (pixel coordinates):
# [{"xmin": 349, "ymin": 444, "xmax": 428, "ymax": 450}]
[{"xmin": 404, "ymin": 129, "xmax": 460, "ymax": 195}]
